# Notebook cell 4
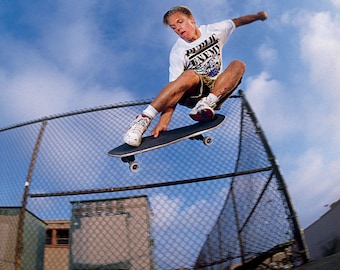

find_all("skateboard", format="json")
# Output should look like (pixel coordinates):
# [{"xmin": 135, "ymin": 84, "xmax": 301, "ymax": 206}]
[{"xmin": 108, "ymin": 114, "xmax": 226, "ymax": 172}]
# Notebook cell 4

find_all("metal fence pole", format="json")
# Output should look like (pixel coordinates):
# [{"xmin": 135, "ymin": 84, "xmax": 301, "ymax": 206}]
[
  {"xmin": 15, "ymin": 120, "xmax": 48, "ymax": 270},
  {"xmin": 239, "ymin": 90, "xmax": 309, "ymax": 264}
]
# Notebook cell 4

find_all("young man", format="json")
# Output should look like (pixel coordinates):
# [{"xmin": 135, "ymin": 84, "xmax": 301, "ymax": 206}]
[{"xmin": 124, "ymin": 6, "xmax": 268, "ymax": 147}]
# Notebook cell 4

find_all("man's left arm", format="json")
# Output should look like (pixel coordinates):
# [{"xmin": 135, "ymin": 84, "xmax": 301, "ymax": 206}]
[{"xmin": 232, "ymin": 11, "xmax": 268, "ymax": 27}]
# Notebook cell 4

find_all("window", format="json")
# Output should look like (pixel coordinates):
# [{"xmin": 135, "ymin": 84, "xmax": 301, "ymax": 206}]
[
  {"xmin": 45, "ymin": 229, "xmax": 69, "ymax": 246},
  {"xmin": 45, "ymin": 229, "xmax": 52, "ymax": 244},
  {"xmin": 57, "ymin": 229, "xmax": 69, "ymax": 244}
]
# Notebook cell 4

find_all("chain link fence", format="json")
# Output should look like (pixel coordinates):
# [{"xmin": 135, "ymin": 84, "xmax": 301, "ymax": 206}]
[{"xmin": 0, "ymin": 90, "xmax": 308, "ymax": 270}]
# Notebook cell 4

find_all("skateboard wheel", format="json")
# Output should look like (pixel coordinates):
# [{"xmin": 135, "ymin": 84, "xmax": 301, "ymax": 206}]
[
  {"xmin": 203, "ymin": 136, "xmax": 213, "ymax": 146},
  {"xmin": 129, "ymin": 161, "xmax": 140, "ymax": 173}
]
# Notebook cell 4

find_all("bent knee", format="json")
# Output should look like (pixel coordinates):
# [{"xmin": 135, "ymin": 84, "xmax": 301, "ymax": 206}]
[
  {"xmin": 177, "ymin": 70, "xmax": 200, "ymax": 84},
  {"xmin": 230, "ymin": 60, "xmax": 246, "ymax": 72},
  {"xmin": 181, "ymin": 70, "xmax": 199, "ymax": 79}
]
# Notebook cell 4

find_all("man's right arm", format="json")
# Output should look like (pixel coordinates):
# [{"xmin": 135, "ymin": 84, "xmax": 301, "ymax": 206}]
[{"xmin": 151, "ymin": 106, "xmax": 175, "ymax": 138}]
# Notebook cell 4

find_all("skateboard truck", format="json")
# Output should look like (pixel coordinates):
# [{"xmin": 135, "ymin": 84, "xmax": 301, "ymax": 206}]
[
  {"xmin": 189, "ymin": 134, "xmax": 213, "ymax": 146},
  {"xmin": 121, "ymin": 156, "xmax": 140, "ymax": 173}
]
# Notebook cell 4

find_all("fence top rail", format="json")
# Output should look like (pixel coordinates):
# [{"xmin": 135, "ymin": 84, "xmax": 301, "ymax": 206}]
[
  {"xmin": 0, "ymin": 93, "xmax": 243, "ymax": 132},
  {"xmin": 0, "ymin": 99, "xmax": 153, "ymax": 132}
]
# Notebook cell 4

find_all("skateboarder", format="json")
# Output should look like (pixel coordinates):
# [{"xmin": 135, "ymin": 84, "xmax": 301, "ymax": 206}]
[{"xmin": 124, "ymin": 6, "xmax": 268, "ymax": 147}]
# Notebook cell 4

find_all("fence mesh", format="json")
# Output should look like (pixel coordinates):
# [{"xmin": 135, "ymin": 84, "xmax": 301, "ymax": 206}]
[{"xmin": 0, "ymin": 91, "xmax": 308, "ymax": 270}]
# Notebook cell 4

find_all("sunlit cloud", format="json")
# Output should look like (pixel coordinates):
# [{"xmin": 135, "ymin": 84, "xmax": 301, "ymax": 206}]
[{"xmin": 287, "ymin": 149, "xmax": 340, "ymax": 227}]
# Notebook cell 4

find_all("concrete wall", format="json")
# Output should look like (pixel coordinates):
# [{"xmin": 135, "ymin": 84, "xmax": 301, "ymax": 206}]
[
  {"xmin": 0, "ymin": 212, "xmax": 18, "ymax": 270},
  {"xmin": 70, "ymin": 195, "xmax": 154, "ymax": 270},
  {"xmin": 43, "ymin": 220, "xmax": 70, "ymax": 270},
  {"xmin": 0, "ymin": 207, "xmax": 46, "ymax": 270},
  {"xmin": 304, "ymin": 200, "xmax": 340, "ymax": 259}
]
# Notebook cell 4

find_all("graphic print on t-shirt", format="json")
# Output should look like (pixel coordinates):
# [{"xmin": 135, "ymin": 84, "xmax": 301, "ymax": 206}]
[{"xmin": 185, "ymin": 34, "xmax": 221, "ymax": 78}]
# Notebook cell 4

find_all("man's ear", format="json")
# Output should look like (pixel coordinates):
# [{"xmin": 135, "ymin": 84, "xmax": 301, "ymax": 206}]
[{"xmin": 190, "ymin": 15, "xmax": 196, "ymax": 25}]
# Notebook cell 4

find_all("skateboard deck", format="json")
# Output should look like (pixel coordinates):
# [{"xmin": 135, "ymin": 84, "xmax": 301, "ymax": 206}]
[{"xmin": 108, "ymin": 114, "xmax": 225, "ymax": 172}]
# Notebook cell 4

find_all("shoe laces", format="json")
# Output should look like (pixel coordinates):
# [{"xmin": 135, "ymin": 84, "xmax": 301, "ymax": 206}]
[
  {"xmin": 130, "ymin": 115, "xmax": 150, "ymax": 133},
  {"xmin": 203, "ymin": 97, "xmax": 216, "ymax": 108},
  {"xmin": 197, "ymin": 97, "xmax": 215, "ymax": 109}
]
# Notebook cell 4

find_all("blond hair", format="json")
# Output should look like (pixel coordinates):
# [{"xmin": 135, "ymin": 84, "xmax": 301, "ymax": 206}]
[{"xmin": 163, "ymin": 6, "xmax": 193, "ymax": 26}]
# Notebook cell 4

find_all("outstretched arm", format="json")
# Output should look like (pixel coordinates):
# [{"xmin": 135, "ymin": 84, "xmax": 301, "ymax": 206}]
[{"xmin": 232, "ymin": 11, "xmax": 268, "ymax": 27}]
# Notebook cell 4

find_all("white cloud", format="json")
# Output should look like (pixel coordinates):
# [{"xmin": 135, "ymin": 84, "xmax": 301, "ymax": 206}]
[
  {"xmin": 245, "ymin": 72, "xmax": 298, "ymax": 142},
  {"xmin": 2, "ymin": 68, "xmax": 76, "ymax": 118},
  {"xmin": 0, "ymin": 1, "xmax": 136, "ymax": 127},
  {"xmin": 150, "ymin": 188, "xmax": 227, "ymax": 232},
  {"xmin": 299, "ymin": 12, "xmax": 340, "ymax": 94},
  {"xmin": 255, "ymin": 39, "xmax": 278, "ymax": 67},
  {"xmin": 245, "ymin": 10, "xmax": 340, "ymax": 227},
  {"xmin": 287, "ymin": 149, "xmax": 340, "ymax": 227},
  {"xmin": 273, "ymin": 10, "xmax": 340, "ymax": 226},
  {"xmin": 150, "ymin": 194, "xmax": 181, "ymax": 229},
  {"xmin": 0, "ymin": 52, "xmax": 134, "ymax": 126},
  {"xmin": 149, "ymin": 188, "xmax": 228, "ymax": 267},
  {"xmin": 331, "ymin": 0, "xmax": 340, "ymax": 7},
  {"xmin": 39, "ymin": 4, "xmax": 109, "ymax": 77},
  {"xmin": 287, "ymin": 10, "xmax": 340, "ymax": 151}
]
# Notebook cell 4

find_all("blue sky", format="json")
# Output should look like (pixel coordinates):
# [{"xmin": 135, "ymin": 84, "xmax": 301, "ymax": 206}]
[{"xmin": 0, "ymin": 0, "xmax": 339, "ymax": 228}]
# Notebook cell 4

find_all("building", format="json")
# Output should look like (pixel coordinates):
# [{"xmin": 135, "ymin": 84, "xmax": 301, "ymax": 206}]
[
  {"xmin": 0, "ymin": 207, "xmax": 46, "ymax": 270},
  {"xmin": 304, "ymin": 199, "xmax": 340, "ymax": 259},
  {"xmin": 44, "ymin": 220, "xmax": 70, "ymax": 270},
  {"xmin": 70, "ymin": 195, "xmax": 154, "ymax": 270}
]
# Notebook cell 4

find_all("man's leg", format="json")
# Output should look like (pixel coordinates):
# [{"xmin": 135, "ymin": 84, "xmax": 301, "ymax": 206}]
[
  {"xmin": 189, "ymin": 60, "xmax": 246, "ymax": 121},
  {"xmin": 124, "ymin": 70, "xmax": 200, "ymax": 146},
  {"xmin": 211, "ymin": 60, "xmax": 245, "ymax": 100},
  {"xmin": 150, "ymin": 70, "xmax": 201, "ymax": 113}
]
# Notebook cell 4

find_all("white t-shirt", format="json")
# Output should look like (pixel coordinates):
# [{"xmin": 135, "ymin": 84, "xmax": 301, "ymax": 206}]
[{"xmin": 169, "ymin": 19, "xmax": 236, "ymax": 82}]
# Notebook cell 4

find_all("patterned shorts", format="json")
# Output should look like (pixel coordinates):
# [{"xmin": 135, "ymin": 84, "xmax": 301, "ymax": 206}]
[{"xmin": 178, "ymin": 74, "xmax": 215, "ymax": 108}]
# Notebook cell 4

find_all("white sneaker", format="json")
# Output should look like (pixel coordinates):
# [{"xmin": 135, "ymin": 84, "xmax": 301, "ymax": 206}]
[
  {"xmin": 189, "ymin": 97, "xmax": 216, "ymax": 122},
  {"xmin": 124, "ymin": 114, "xmax": 151, "ymax": 147}
]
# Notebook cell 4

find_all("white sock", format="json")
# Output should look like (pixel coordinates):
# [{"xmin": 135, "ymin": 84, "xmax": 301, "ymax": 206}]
[
  {"xmin": 142, "ymin": 105, "xmax": 158, "ymax": 119},
  {"xmin": 206, "ymin": 93, "xmax": 219, "ymax": 104}
]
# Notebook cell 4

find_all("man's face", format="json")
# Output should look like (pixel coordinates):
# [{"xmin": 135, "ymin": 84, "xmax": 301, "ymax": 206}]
[{"xmin": 167, "ymin": 12, "xmax": 199, "ymax": 42}]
